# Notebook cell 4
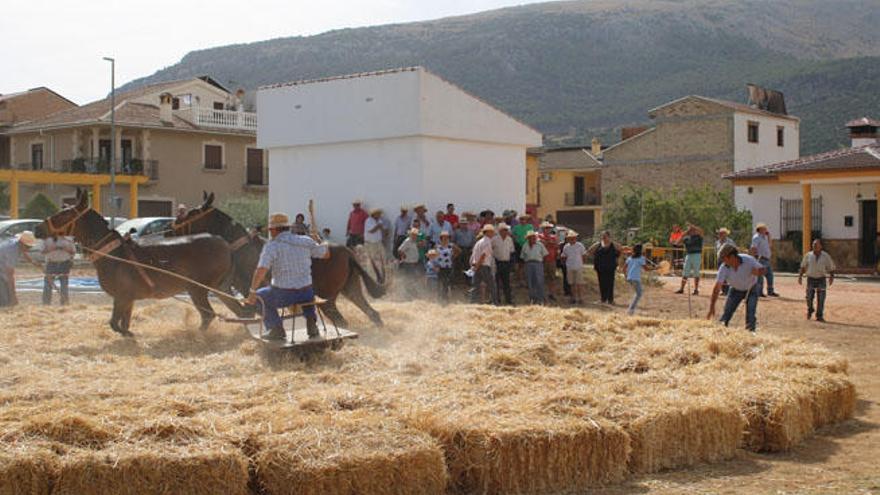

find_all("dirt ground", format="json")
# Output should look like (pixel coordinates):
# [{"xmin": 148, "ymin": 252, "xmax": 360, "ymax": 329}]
[
  {"xmin": 11, "ymin": 268, "xmax": 880, "ymax": 494},
  {"xmin": 594, "ymin": 274, "xmax": 880, "ymax": 495}
]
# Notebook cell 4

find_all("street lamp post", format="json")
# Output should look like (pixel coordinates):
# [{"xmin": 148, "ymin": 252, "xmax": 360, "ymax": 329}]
[{"xmin": 102, "ymin": 56, "xmax": 117, "ymax": 226}]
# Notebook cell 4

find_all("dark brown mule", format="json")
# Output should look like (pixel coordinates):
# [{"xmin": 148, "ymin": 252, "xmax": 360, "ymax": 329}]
[
  {"xmin": 173, "ymin": 192, "xmax": 385, "ymax": 327},
  {"xmin": 35, "ymin": 189, "xmax": 237, "ymax": 337}
]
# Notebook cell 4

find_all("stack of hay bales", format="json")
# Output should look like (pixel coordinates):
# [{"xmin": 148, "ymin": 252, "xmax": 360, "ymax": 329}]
[{"xmin": 0, "ymin": 301, "xmax": 856, "ymax": 494}]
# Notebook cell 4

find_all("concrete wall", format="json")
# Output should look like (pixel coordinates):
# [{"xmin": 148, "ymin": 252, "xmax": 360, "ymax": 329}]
[
  {"xmin": 732, "ymin": 112, "xmax": 799, "ymax": 207},
  {"xmin": 748, "ymin": 183, "xmax": 866, "ymax": 240},
  {"xmin": 526, "ymin": 154, "xmax": 539, "ymax": 207},
  {"xmin": 537, "ymin": 169, "xmax": 600, "ymax": 219},
  {"xmin": 267, "ymin": 136, "xmax": 528, "ymax": 239}
]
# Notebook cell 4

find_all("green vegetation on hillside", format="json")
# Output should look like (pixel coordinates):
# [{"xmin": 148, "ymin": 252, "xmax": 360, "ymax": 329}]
[{"xmin": 120, "ymin": 0, "xmax": 880, "ymax": 155}]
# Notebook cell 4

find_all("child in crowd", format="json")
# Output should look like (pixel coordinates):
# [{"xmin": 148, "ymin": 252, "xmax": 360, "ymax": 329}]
[
  {"xmin": 425, "ymin": 249, "xmax": 440, "ymax": 295},
  {"xmin": 624, "ymin": 244, "xmax": 651, "ymax": 315}
]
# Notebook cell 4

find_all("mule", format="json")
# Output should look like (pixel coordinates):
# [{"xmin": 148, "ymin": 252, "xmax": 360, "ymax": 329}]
[
  {"xmin": 172, "ymin": 192, "xmax": 385, "ymax": 327},
  {"xmin": 35, "ymin": 189, "xmax": 238, "ymax": 337}
]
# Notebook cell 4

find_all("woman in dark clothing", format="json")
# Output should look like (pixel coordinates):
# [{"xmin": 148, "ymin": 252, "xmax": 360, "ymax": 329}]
[{"xmin": 588, "ymin": 231, "xmax": 622, "ymax": 304}]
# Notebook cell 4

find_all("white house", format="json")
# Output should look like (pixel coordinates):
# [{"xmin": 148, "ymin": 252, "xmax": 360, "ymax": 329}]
[
  {"xmin": 726, "ymin": 118, "xmax": 880, "ymax": 271},
  {"xmin": 257, "ymin": 67, "xmax": 542, "ymax": 239}
]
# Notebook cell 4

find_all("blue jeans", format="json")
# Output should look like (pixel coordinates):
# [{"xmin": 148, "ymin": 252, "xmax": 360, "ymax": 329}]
[
  {"xmin": 720, "ymin": 284, "xmax": 759, "ymax": 331},
  {"xmin": 806, "ymin": 277, "xmax": 827, "ymax": 318},
  {"xmin": 256, "ymin": 285, "xmax": 316, "ymax": 330},
  {"xmin": 525, "ymin": 261, "xmax": 545, "ymax": 304},
  {"xmin": 756, "ymin": 258, "xmax": 774, "ymax": 294},
  {"xmin": 627, "ymin": 280, "xmax": 642, "ymax": 315}
]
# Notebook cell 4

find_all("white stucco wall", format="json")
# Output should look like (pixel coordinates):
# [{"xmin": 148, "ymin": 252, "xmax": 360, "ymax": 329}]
[
  {"xmin": 746, "ymin": 182, "xmax": 870, "ymax": 240},
  {"xmin": 732, "ymin": 112, "xmax": 800, "ymax": 209},
  {"xmin": 267, "ymin": 136, "xmax": 528, "ymax": 239}
]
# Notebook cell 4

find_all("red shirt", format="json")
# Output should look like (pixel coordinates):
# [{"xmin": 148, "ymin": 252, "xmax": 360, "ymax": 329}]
[
  {"xmin": 538, "ymin": 233, "xmax": 559, "ymax": 263},
  {"xmin": 443, "ymin": 214, "xmax": 459, "ymax": 228},
  {"xmin": 347, "ymin": 208, "xmax": 369, "ymax": 235}
]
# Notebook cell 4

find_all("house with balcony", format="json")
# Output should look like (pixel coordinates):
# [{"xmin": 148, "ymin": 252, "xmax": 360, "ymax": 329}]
[
  {"xmin": 534, "ymin": 140, "xmax": 604, "ymax": 237},
  {"xmin": 0, "ymin": 76, "xmax": 263, "ymax": 217}
]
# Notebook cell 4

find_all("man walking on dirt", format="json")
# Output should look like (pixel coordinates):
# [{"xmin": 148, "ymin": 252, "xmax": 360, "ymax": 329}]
[
  {"xmin": 707, "ymin": 244, "xmax": 766, "ymax": 332},
  {"xmin": 751, "ymin": 223, "xmax": 779, "ymax": 297},
  {"xmin": 675, "ymin": 224, "xmax": 704, "ymax": 296},
  {"xmin": 799, "ymin": 239, "xmax": 835, "ymax": 322},
  {"xmin": 246, "ymin": 213, "xmax": 331, "ymax": 341}
]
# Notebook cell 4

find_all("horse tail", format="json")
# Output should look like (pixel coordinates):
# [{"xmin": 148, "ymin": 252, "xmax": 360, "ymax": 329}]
[{"xmin": 348, "ymin": 249, "xmax": 386, "ymax": 299}]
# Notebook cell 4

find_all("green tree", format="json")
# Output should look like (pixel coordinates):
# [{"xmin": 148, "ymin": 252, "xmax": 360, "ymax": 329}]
[
  {"xmin": 22, "ymin": 193, "xmax": 59, "ymax": 219},
  {"xmin": 603, "ymin": 186, "xmax": 753, "ymax": 246},
  {"xmin": 219, "ymin": 195, "xmax": 268, "ymax": 229}
]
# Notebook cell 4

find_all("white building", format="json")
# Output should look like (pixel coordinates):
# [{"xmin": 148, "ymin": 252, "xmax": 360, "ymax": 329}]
[
  {"xmin": 257, "ymin": 67, "xmax": 542, "ymax": 239},
  {"xmin": 726, "ymin": 118, "xmax": 880, "ymax": 271}
]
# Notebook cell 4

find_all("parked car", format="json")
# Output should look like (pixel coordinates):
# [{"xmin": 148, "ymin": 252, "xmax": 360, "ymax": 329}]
[
  {"xmin": 104, "ymin": 216, "xmax": 128, "ymax": 230},
  {"xmin": 114, "ymin": 217, "xmax": 175, "ymax": 241}
]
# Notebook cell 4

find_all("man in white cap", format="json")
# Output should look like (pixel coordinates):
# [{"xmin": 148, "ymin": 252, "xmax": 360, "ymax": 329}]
[
  {"xmin": 0, "ymin": 231, "xmax": 39, "ymax": 307},
  {"xmin": 492, "ymin": 223, "xmax": 515, "ymax": 305},
  {"xmin": 363, "ymin": 208, "xmax": 386, "ymax": 279},
  {"xmin": 561, "ymin": 230, "xmax": 587, "ymax": 304},
  {"xmin": 246, "ymin": 213, "xmax": 331, "ymax": 340},
  {"xmin": 751, "ymin": 223, "xmax": 779, "ymax": 297},
  {"xmin": 469, "ymin": 223, "xmax": 498, "ymax": 304},
  {"xmin": 520, "ymin": 230, "xmax": 548, "ymax": 304}
]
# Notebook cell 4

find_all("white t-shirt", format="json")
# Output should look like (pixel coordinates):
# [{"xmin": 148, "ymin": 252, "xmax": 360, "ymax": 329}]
[
  {"xmin": 491, "ymin": 235, "xmax": 515, "ymax": 262},
  {"xmin": 562, "ymin": 242, "xmax": 586, "ymax": 269},
  {"xmin": 364, "ymin": 217, "xmax": 384, "ymax": 243}
]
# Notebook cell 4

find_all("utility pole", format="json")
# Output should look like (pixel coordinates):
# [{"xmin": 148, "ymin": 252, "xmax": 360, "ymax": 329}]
[{"xmin": 102, "ymin": 57, "xmax": 117, "ymax": 226}]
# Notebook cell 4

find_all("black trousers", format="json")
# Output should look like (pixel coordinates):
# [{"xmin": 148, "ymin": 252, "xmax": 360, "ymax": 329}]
[
  {"xmin": 596, "ymin": 268, "xmax": 616, "ymax": 303},
  {"xmin": 495, "ymin": 260, "xmax": 513, "ymax": 305},
  {"xmin": 438, "ymin": 267, "xmax": 454, "ymax": 302}
]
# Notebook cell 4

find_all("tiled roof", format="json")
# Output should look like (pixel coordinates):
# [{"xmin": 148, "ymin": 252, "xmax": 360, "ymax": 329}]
[
  {"xmin": 845, "ymin": 117, "xmax": 880, "ymax": 128},
  {"xmin": 725, "ymin": 144, "xmax": 880, "ymax": 179},
  {"xmin": 539, "ymin": 147, "xmax": 602, "ymax": 170},
  {"xmin": 259, "ymin": 67, "xmax": 422, "ymax": 90},
  {"xmin": 650, "ymin": 95, "xmax": 800, "ymax": 122}
]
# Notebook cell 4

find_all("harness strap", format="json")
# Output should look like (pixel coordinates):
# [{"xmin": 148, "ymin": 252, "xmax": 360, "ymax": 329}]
[
  {"xmin": 171, "ymin": 207, "xmax": 215, "ymax": 235},
  {"xmin": 89, "ymin": 238, "xmax": 122, "ymax": 262},
  {"xmin": 229, "ymin": 235, "xmax": 251, "ymax": 252}
]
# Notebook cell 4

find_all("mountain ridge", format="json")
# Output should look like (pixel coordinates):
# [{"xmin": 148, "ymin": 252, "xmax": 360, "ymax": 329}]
[{"xmin": 120, "ymin": 0, "xmax": 880, "ymax": 154}]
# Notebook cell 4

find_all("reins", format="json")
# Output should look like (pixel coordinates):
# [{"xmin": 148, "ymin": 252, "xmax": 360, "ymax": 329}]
[{"xmin": 171, "ymin": 207, "xmax": 216, "ymax": 235}]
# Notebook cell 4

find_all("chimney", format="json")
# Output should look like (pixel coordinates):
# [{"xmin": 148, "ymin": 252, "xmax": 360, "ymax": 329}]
[
  {"xmin": 159, "ymin": 92, "xmax": 174, "ymax": 124},
  {"xmin": 621, "ymin": 126, "xmax": 648, "ymax": 141},
  {"xmin": 591, "ymin": 137, "xmax": 602, "ymax": 156},
  {"xmin": 845, "ymin": 117, "xmax": 879, "ymax": 147}
]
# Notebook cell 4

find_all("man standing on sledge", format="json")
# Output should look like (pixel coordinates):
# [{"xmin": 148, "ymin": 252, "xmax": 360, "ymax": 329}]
[{"xmin": 246, "ymin": 213, "xmax": 330, "ymax": 340}]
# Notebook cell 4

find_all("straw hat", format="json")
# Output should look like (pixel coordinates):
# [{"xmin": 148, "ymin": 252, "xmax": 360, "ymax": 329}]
[
  {"xmin": 352, "ymin": 199, "xmax": 363, "ymax": 205},
  {"xmin": 400, "ymin": 205, "xmax": 409, "ymax": 211},
  {"xmin": 497, "ymin": 222, "xmax": 510, "ymax": 231},
  {"xmin": 717, "ymin": 227, "xmax": 730, "ymax": 235},
  {"xmin": 540, "ymin": 221, "xmax": 554, "ymax": 229},
  {"xmin": 756, "ymin": 222, "xmax": 768, "ymax": 231},
  {"xmin": 413, "ymin": 203, "xmax": 426, "ymax": 211},
  {"xmin": 268, "ymin": 213, "xmax": 290, "ymax": 229},
  {"xmin": 525, "ymin": 230, "xmax": 537, "ymax": 238},
  {"xmin": 481, "ymin": 223, "xmax": 496, "ymax": 233},
  {"xmin": 565, "ymin": 230, "xmax": 578, "ymax": 238},
  {"xmin": 16, "ymin": 231, "xmax": 36, "ymax": 247},
  {"xmin": 519, "ymin": 213, "xmax": 530, "ymax": 220},
  {"xmin": 370, "ymin": 208, "xmax": 383, "ymax": 215},
  {"xmin": 439, "ymin": 230, "xmax": 450, "ymax": 238}
]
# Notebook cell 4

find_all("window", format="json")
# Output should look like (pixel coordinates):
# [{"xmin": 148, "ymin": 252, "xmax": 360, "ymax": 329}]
[
  {"xmin": 780, "ymin": 197, "xmax": 822, "ymax": 238},
  {"xmin": 31, "ymin": 143, "xmax": 43, "ymax": 170},
  {"xmin": 776, "ymin": 126, "xmax": 784, "ymax": 147},
  {"xmin": 747, "ymin": 121, "xmax": 759, "ymax": 143},
  {"xmin": 246, "ymin": 148, "xmax": 265, "ymax": 185},
  {"xmin": 203, "ymin": 144, "xmax": 223, "ymax": 170},
  {"xmin": 172, "ymin": 97, "xmax": 180, "ymax": 110},
  {"xmin": 213, "ymin": 102, "xmax": 225, "ymax": 110}
]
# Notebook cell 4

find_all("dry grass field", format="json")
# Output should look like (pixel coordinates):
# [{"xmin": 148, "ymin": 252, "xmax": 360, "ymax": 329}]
[{"xmin": 0, "ymin": 271, "xmax": 874, "ymax": 494}]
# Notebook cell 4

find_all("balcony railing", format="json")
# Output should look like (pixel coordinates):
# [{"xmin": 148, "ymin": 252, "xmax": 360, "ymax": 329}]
[
  {"xmin": 191, "ymin": 107, "xmax": 257, "ymax": 131},
  {"xmin": 564, "ymin": 192, "xmax": 601, "ymax": 207},
  {"xmin": 57, "ymin": 158, "xmax": 159, "ymax": 180}
]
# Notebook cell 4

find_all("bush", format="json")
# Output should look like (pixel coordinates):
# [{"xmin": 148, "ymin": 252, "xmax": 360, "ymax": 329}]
[
  {"xmin": 219, "ymin": 195, "xmax": 267, "ymax": 229},
  {"xmin": 603, "ymin": 186, "xmax": 753, "ymax": 246},
  {"xmin": 22, "ymin": 193, "xmax": 59, "ymax": 219}
]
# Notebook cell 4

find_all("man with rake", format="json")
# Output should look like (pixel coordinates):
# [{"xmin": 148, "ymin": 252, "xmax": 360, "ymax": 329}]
[
  {"xmin": 245, "ymin": 213, "xmax": 330, "ymax": 340},
  {"xmin": 706, "ymin": 244, "xmax": 766, "ymax": 332}
]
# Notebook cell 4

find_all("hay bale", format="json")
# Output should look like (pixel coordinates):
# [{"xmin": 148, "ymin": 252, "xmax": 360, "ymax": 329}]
[
  {"xmin": 622, "ymin": 405, "xmax": 744, "ymax": 473},
  {"xmin": 742, "ymin": 374, "xmax": 856, "ymax": 452},
  {"xmin": 0, "ymin": 442, "xmax": 57, "ymax": 495},
  {"xmin": 414, "ymin": 407, "xmax": 630, "ymax": 494},
  {"xmin": 250, "ymin": 412, "xmax": 447, "ymax": 495},
  {"xmin": 53, "ymin": 440, "xmax": 250, "ymax": 495}
]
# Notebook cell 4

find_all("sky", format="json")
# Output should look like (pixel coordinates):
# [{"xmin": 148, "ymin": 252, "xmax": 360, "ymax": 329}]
[{"xmin": 1, "ymin": 0, "xmax": 544, "ymax": 104}]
